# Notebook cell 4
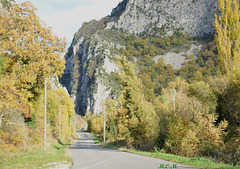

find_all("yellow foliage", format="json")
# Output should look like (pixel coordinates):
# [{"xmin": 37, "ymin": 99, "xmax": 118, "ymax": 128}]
[
  {"xmin": 214, "ymin": 0, "xmax": 240, "ymax": 78},
  {"xmin": 0, "ymin": 112, "xmax": 28, "ymax": 151},
  {"xmin": 0, "ymin": 2, "xmax": 66, "ymax": 115},
  {"xmin": 0, "ymin": 2, "xmax": 72, "ymax": 150},
  {"xmin": 0, "ymin": 76, "xmax": 18, "ymax": 124},
  {"xmin": 181, "ymin": 130, "xmax": 199, "ymax": 157},
  {"xmin": 158, "ymin": 78, "xmax": 228, "ymax": 157},
  {"xmin": 87, "ymin": 114, "xmax": 103, "ymax": 135}
]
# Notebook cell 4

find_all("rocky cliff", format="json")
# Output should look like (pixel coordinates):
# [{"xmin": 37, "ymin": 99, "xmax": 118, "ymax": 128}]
[
  {"xmin": 108, "ymin": 0, "xmax": 217, "ymax": 36},
  {"xmin": 60, "ymin": 0, "xmax": 218, "ymax": 116}
]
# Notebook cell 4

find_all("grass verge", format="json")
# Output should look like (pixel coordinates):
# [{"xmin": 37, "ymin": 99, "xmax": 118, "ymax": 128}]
[
  {"xmin": 0, "ymin": 141, "xmax": 72, "ymax": 169},
  {"xmin": 92, "ymin": 134, "xmax": 240, "ymax": 169}
]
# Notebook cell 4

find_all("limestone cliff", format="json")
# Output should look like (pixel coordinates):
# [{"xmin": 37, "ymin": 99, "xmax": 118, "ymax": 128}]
[
  {"xmin": 108, "ymin": 0, "xmax": 217, "ymax": 36},
  {"xmin": 60, "ymin": 0, "xmax": 218, "ymax": 115}
]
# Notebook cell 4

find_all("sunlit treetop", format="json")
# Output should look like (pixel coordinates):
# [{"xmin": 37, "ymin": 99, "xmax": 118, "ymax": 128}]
[{"xmin": 0, "ymin": 2, "xmax": 66, "ymax": 116}]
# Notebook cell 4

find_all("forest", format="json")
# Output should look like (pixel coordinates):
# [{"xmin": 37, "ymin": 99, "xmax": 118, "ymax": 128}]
[{"xmin": 87, "ymin": 0, "xmax": 240, "ymax": 166}]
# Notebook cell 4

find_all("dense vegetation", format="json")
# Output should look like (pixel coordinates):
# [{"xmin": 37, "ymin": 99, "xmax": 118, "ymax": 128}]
[
  {"xmin": 87, "ymin": 0, "xmax": 240, "ymax": 167},
  {"xmin": 0, "ymin": 1, "xmax": 76, "ymax": 157}
]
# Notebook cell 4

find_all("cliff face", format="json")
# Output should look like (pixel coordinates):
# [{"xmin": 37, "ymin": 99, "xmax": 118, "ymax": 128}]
[
  {"xmin": 60, "ymin": 30, "xmax": 120, "ymax": 115},
  {"xmin": 108, "ymin": 0, "xmax": 217, "ymax": 36},
  {"xmin": 60, "ymin": 0, "xmax": 218, "ymax": 115}
]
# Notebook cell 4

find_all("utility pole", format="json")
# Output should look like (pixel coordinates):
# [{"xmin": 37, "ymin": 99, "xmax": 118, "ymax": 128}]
[
  {"xmin": 69, "ymin": 117, "xmax": 71, "ymax": 136},
  {"xmin": 59, "ymin": 107, "xmax": 61, "ymax": 139},
  {"xmin": 103, "ymin": 111, "xmax": 106, "ymax": 143},
  {"xmin": 44, "ymin": 78, "xmax": 47, "ymax": 151},
  {"xmin": 73, "ymin": 117, "xmax": 76, "ymax": 134},
  {"xmin": 172, "ymin": 88, "xmax": 176, "ymax": 114}
]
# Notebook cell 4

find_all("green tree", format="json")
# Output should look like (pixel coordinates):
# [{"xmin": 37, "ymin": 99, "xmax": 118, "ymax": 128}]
[
  {"xmin": 188, "ymin": 81, "xmax": 217, "ymax": 113},
  {"xmin": 0, "ymin": 0, "xmax": 15, "ymax": 10},
  {"xmin": 116, "ymin": 56, "xmax": 157, "ymax": 148},
  {"xmin": 105, "ymin": 99, "xmax": 118, "ymax": 141}
]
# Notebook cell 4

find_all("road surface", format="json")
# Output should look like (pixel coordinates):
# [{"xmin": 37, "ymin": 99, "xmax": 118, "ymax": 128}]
[{"xmin": 70, "ymin": 131, "xmax": 197, "ymax": 169}]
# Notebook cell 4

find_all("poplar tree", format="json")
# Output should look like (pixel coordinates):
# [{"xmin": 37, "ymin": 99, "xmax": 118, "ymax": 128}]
[
  {"xmin": 214, "ymin": 0, "xmax": 240, "ymax": 78},
  {"xmin": 214, "ymin": 0, "xmax": 240, "ymax": 139},
  {"xmin": 214, "ymin": 2, "xmax": 240, "ymax": 164}
]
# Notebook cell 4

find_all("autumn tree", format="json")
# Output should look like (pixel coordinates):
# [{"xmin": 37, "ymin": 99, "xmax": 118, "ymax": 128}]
[
  {"xmin": 0, "ymin": 2, "xmax": 66, "ymax": 117},
  {"xmin": 0, "ymin": 76, "xmax": 18, "ymax": 128},
  {"xmin": 214, "ymin": 0, "xmax": 240, "ymax": 77},
  {"xmin": 31, "ymin": 81, "xmax": 75, "ymax": 142},
  {"xmin": 214, "ymin": 1, "xmax": 240, "ymax": 164},
  {"xmin": 0, "ymin": 2, "xmax": 71, "ymax": 150},
  {"xmin": 115, "ymin": 56, "xmax": 157, "ymax": 148},
  {"xmin": 154, "ymin": 78, "xmax": 227, "ymax": 157}
]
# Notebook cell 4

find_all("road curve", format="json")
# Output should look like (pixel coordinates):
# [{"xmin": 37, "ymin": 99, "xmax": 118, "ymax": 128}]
[{"xmin": 70, "ymin": 131, "xmax": 197, "ymax": 169}]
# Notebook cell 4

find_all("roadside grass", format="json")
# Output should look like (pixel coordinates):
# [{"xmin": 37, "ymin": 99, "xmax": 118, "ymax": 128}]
[
  {"xmin": 92, "ymin": 134, "xmax": 119, "ymax": 150},
  {"xmin": 0, "ymin": 141, "xmax": 72, "ymax": 169},
  {"xmin": 92, "ymin": 134, "xmax": 240, "ymax": 169}
]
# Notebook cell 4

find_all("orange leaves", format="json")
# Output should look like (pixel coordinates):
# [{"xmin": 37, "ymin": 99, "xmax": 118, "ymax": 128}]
[
  {"xmin": 0, "ymin": 2, "xmax": 69, "ymax": 150},
  {"xmin": 0, "ymin": 76, "xmax": 18, "ymax": 118},
  {"xmin": 0, "ymin": 2, "xmax": 66, "ymax": 103}
]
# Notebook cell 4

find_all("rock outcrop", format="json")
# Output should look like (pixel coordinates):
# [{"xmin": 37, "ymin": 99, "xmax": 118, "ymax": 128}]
[{"xmin": 108, "ymin": 0, "xmax": 218, "ymax": 36}]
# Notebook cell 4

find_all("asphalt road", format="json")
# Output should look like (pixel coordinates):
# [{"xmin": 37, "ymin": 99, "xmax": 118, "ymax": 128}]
[{"xmin": 70, "ymin": 131, "xmax": 197, "ymax": 169}]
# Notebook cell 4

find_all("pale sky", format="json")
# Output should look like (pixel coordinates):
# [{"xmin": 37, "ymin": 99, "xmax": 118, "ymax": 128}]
[{"xmin": 15, "ymin": 0, "xmax": 121, "ymax": 46}]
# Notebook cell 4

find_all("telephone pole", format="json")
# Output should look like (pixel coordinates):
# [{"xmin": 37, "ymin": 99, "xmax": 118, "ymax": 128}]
[
  {"xmin": 172, "ymin": 88, "xmax": 176, "ymax": 114},
  {"xmin": 103, "ymin": 111, "xmax": 106, "ymax": 143},
  {"xmin": 59, "ymin": 107, "xmax": 61, "ymax": 139},
  {"xmin": 44, "ymin": 78, "xmax": 47, "ymax": 151},
  {"xmin": 69, "ymin": 117, "xmax": 71, "ymax": 136},
  {"xmin": 73, "ymin": 117, "xmax": 76, "ymax": 134}
]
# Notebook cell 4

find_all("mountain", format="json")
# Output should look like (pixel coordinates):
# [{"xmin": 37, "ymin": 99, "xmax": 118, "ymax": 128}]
[{"xmin": 60, "ymin": 0, "xmax": 218, "ymax": 116}]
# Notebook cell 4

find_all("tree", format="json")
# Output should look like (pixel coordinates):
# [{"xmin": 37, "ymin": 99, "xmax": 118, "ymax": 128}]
[
  {"xmin": 32, "ymin": 82, "xmax": 75, "ymax": 141},
  {"xmin": 188, "ymin": 81, "xmax": 217, "ymax": 113},
  {"xmin": 115, "ymin": 56, "xmax": 157, "ymax": 148},
  {"xmin": 0, "ymin": 76, "xmax": 18, "ymax": 128},
  {"xmin": 214, "ymin": 0, "xmax": 240, "ymax": 77},
  {"xmin": 214, "ymin": 1, "xmax": 240, "ymax": 164},
  {"xmin": 0, "ymin": 0, "xmax": 15, "ymax": 10},
  {"xmin": 154, "ymin": 78, "xmax": 227, "ymax": 157},
  {"xmin": 0, "ymin": 2, "xmax": 71, "ymax": 150},
  {"xmin": 0, "ymin": 2, "xmax": 66, "ymax": 117},
  {"xmin": 105, "ymin": 99, "xmax": 118, "ymax": 141}
]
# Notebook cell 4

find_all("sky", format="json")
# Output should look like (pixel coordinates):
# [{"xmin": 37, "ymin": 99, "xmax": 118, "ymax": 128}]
[{"xmin": 15, "ymin": 0, "xmax": 121, "ymax": 46}]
